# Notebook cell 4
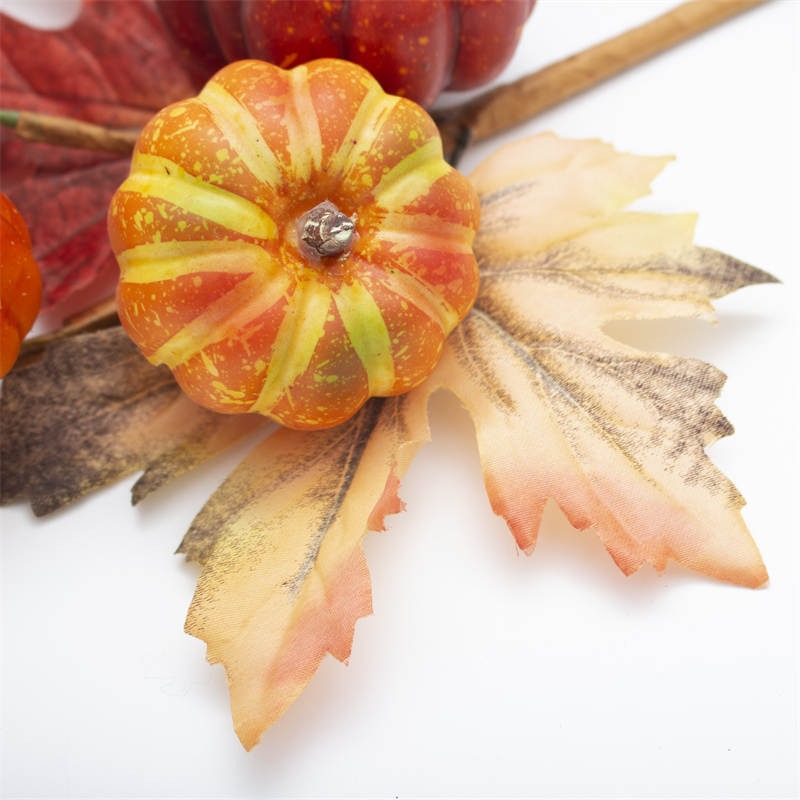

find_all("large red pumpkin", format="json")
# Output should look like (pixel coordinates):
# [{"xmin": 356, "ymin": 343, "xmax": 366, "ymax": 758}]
[
  {"xmin": 109, "ymin": 59, "xmax": 480, "ymax": 430},
  {"xmin": 155, "ymin": 0, "xmax": 536, "ymax": 108}
]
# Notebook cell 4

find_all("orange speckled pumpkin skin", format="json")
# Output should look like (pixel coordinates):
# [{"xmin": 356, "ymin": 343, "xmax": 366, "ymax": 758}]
[
  {"xmin": 1, "ymin": 192, "xmax": 42, "ymax": 378},
  {"xmin": 109, "ymin": 59, "xmax": 479, "ymax": 430}
]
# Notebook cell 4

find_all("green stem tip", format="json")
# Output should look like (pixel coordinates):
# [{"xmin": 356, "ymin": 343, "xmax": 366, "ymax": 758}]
[{"xmin": 0, "ymin": 109, "xmax": 20, "ymax": 129}]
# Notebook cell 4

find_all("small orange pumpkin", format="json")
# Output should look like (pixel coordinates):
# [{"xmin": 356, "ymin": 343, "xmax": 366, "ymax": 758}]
[{"xmin": 109, "ymin": 59, "xmax": 480, "ymax": 429}]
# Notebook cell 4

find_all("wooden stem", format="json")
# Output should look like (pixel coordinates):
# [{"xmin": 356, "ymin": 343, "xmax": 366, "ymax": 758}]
[
  {"xmin": 1, "ymin": 0, "xmax": 772, "ymax": 167},
  {"xmin": 435, "ymin": 0, "xmax": 771, "ymax": 163},
  {"xmin": 1, "ymin": 109, "xmax": 139, "ymax": 155},
  {"xmin": 16, "ymin": 296, "xmax": 120, "ymax": 369}
]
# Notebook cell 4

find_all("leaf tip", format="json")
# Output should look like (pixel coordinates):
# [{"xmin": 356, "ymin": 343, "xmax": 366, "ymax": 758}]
[{"xmin": 367, "ymin": 466, "xmax": 406, "ymax": 531}]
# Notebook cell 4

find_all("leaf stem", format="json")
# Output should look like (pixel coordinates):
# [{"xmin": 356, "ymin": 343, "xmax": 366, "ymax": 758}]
[
  {"xmin": 0, "ymin": 109, "xmax": 138, "ymax": 156},
  {"xmin": 16, "ymin": 296, "xmax": 120, "ymax": 370},
  {"xmin": 0, "ymin": 0, "xmax": 772, "ymax": 166}
]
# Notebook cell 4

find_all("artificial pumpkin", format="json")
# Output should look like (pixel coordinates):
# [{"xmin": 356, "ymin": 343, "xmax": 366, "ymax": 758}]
[
  {"xmin": 0, "ymin": 192, "xmax": 42, "ymax": 378},
  {"xmin": 109, "ymin": 58, "xmax": 480, "ymax": 430},
  {"xmin": 155, "ymin": 0, "xmax": 536, "ymax": 108}
]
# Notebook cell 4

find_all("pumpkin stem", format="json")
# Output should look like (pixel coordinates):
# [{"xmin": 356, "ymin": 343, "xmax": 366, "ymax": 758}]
[{"xmin": 300, "ymin": 201, "xmax": 355, "ymax": 258}]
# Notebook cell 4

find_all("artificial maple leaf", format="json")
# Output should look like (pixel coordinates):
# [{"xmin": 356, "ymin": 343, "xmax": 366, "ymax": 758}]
[
  {"xmin": 420, "ymin": 134, "xmax": 774, "ymax": 589},
  {"xmin": 0, "ymin": 326, "xmax": 265, "ymax": 516},
  {"xmin": 0, "ymin": 1, "xmax": 195, "ymax": 309},
  {"xmin": 180, "ymin": 395, "xmax": 429, "ymax": 750},
  {"xmin": 0, "ymin": 134, "xmax": 776, "ymax": 750},
  {"xmin": 176, "ymin": 134, "xmax": 773, "ymax": 748}
]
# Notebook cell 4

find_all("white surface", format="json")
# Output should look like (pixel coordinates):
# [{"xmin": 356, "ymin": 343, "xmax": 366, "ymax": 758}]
[{"xmin": 2, "ymin": 1, "xmax": 798, "ymax": 798}]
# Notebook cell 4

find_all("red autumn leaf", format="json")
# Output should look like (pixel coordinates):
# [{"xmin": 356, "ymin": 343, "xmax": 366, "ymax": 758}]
[{"xmin": 0, "ymin": 0, "xmax": 196, "ymax": 309}]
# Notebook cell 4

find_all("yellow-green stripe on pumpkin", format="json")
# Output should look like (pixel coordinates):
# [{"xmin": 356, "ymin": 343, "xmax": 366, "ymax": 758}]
[{"xmin": 109, "ymin": 58, "xmax": 480, "ymax": 430}]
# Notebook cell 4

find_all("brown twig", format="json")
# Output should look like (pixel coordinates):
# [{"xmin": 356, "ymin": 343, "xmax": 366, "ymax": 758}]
[
  {"xmin": 16, "ymin": 296, "xmax": 120, "ymax": 369},
  {"xmin": 0, "ymin": 109, "xmax": 139, "ymax": 155},
  {"xmin": 434, "ymin": 0, "xmax": 772, "ymax": 164},
  {"xmin": 0, "ymin": 0, "xmax": 771, "ymax": 167}
]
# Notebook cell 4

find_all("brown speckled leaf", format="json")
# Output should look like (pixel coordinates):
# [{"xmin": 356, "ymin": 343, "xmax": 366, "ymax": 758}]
[
  {"xmin": 180, "ymin": 394, "xmax": 429, "ymax": 750},
  {"xmin": 130, "ymin": 411, "xmax": 268, "ymax": 505},
  {"xmin": 0, "ymin": 327, "xmax": 265, "ymax": 515},
  {"xmin": 417, "ymin": 133, "xmax": 776, "ymax": 588}
]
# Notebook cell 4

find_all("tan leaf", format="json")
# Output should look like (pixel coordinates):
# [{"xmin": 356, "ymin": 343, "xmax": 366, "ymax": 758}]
[
  {"xmin": 0, "ymin": 133, "xmax": 776, "ymax": 751},
  {"xmin": 131, "ymin": 412, "xmax": 267, "ymax": 505},
  {"xmin": 0, "ymin": 327, "xmax": 266, "ymax": 515},
  {"xmin": 418, "ymin": 133, "xmax": 776, "ymax": 588},
  {"xmin": 180, "ymin": 393, "xmax": 429, "ymax": 750}
]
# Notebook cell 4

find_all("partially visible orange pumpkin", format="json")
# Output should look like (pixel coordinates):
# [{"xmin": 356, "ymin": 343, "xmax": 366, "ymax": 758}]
[{"xmin": 1, "ymin": 192, "xmax": 41, "ymax": 377}]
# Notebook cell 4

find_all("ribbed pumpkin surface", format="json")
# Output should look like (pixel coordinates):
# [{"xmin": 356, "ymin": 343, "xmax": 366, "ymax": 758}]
[{"xmin": 109, "ymin": 59, "xmax": 479, "ymax": 429}]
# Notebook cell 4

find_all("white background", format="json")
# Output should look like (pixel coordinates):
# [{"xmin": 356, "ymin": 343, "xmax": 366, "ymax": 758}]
[{"xmin": 1, "ymin": 1, "xmax": 798, "ymax": 798}]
